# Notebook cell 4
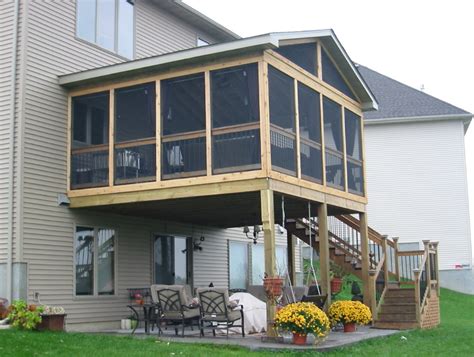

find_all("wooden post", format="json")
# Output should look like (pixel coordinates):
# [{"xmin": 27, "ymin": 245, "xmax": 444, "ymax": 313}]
[
  {"xmin": 287, "ymin": 229, "xmax": 296, "ymax": 286},
  {"xmin": 368, "ymin": 269, "xmax": 377, "ymax": 320},
  {"xmin": 432, "ymin": 241, "xmax": 440, "ymax": 295},
  {"xmin": 422, "ymin": 240, "xmax": 431, "ymax": 297},
  {"xmin": 392, "ymin": 237, "xmax": 400, "ymax": 283},
  {"xmin": 260, "ymin": 189, "xmax": 277, "ymax": 336},
  {"xmin": 382, "ymin": 235, "xmax": 389, "ymax": 290},
  {"xmin": 359, "ymin": 212, "xmax": 370, "ymax": 306},
  {"xmin": 318, "ymin": 202, "xmax": 331, "ymax": 305},
  {"xmin": 413, "ymin": 269, "xmax": 421, "ymax": 325}
]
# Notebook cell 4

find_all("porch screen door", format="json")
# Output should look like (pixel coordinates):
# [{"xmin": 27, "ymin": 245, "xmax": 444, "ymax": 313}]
[{"xmin": 154, "ymin": 235, "xmax": 191, "ymax": 285}]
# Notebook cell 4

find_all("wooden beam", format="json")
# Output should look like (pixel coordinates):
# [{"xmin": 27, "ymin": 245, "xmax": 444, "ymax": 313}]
[
  {"xmin": 108, "ymin": 89, "xmax": 115, "ymax": 187},
  {"xmin": 260, "ymin": 189, "xmax": 277, "ymax": 336},
  {"xmin": 70, "ymin": 177, "xmax": 270, "ymax": 208},
  {"xmin": 294, "ymin": 79, "xmax": 301, "ymax": 179},
  {"xmin": 318, "ymin": 202, "xmax": 331, "ymax": 305},
  {"xmin": 259, "ymin": 60, "xmax": 271, "ymax": 176},
  {"xmin": 359, "ymin": 211, "xmax": 370, "ymax": 306},
  {"xmin": 156, "ymin": 80, "xmax": 161, "ymax": 181},
  {"xmin": 205, "ymin": 71, "xmax": 212, "ymax": 176}
]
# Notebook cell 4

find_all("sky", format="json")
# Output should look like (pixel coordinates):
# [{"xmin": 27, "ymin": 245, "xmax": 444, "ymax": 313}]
[{"xmin": 185, "ymin": 0, "xmax": 474, "ymax": 255}]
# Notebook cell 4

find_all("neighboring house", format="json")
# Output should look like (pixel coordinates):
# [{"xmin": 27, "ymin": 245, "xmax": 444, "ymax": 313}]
[
  {"xmin": 359, "ymin": 65, "xmax": 474, "ymax": 294},
  {"xmin": 1, "ymin": 0, "xmax": 388, "ymax": 331}
]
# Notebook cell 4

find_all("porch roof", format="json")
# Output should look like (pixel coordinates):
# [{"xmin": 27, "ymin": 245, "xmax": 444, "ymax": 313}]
[{"xmin": 58, "ymin": 30, "xmax": 378, "ymax": 111}]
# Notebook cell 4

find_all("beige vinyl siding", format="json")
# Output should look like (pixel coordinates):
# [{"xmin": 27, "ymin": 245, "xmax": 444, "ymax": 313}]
[
  {"xmin": 365, "ymin": 120, "xmax": 472, "ymax": 271},
  {"xmin": 0, "ymin": 1, "xmax": 15, "ymax": 263},
  {"xmin": 13, "ymin": 0, "xmax": 223, "ymax": 324}
]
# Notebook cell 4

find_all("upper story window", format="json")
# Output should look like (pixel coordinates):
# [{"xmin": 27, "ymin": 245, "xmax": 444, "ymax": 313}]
[
  {"xmin": 321, "ymin": 48, "xmax": 357, "ymax": 101},
  {"xmin": 76, "ymin": 0, "xmax": 135, "ymax": 59},
  {"xmin": 197, "ymin": 38, "xmax": 209, "ymax": 47}
]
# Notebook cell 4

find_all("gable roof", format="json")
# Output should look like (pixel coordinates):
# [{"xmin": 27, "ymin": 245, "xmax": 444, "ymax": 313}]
[
  {"xmin": 358, "ymin": 65, "xmax": 472, "ymax": 126},
  {"xmin": 59, "ymin": 30, "xmax": 378, "ymax": 111}
]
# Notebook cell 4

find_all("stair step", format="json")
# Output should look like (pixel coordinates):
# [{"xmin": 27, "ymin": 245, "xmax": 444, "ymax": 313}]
[
  {"xmin": 385, "ymin": 289, "xmax": 415, "ymax": 297},
  {"xmin": 377, "ymin": 312, "xmax": 417, "ymax": 321},
  {"xmin": 334, "ymin": 248, "xmax": 345, "ymax": 256},
  {"xmin": 383, "ymin": 296, "xmax": 416, "ymax": 304},
  {"xmin": 381, "ymin": 304, "xmax": 416, "ymax": 314},
  {"xmin": 373, "ymin": 320, "xmax": 418, "ymax": 330}
]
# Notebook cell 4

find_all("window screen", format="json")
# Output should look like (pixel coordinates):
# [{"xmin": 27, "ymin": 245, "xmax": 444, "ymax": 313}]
[
  {"xmin": 321, "ymin": 49, "xmax": 357, "ymax": 101},
  {"xmin": 323, "ymin": 97, "xmax": 344, "ymax": 189},
  {"xmin": 71, "ymin": 92, "xmax": 109, "ymax": 189},
  {"xmin": 162, "ymin": 73, "xmax": 205, "ymax": 135},
  {"xmin": 275, "ymin": 43, "xmax": 317, "ymax": 75},
  {"xmin": 345, "ymin": 108, "xmax": 363, "ymax": 194},
  {"xmin": 269, "ymin": 66, "xmax": 296, "ymax": 175}
]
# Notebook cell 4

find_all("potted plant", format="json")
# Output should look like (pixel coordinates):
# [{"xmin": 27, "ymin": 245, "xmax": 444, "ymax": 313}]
[
  {"xmin": 327, "ymin": 300, "xmax": 372, "ymax": 332},
  {"xmin": 274, "ymin": 302, "xmax": 330, "ymax": 345},
  {"xmin": 263, "ymin": 274, "xmax": 284, "ymax": 303},
  {"xmin": 38, "ymin": 306, "xmax": 66, "ymax": 331},
  {"xmin": 7, "ymin": 300, "xmax": 44, "ymax": 330},
  {"xmin": 330, "ymin": 262, "xmax": 346, "ymax": 294}
]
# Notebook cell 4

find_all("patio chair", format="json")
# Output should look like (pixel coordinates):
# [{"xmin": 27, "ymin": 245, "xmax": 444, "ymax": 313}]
[
  {"xmin": 196, "ymin": 287, "xmax": 245, "ymax": 338},
  {"xmin": 150, "ymin": 284, "xmax": 201, "ymax": 337}
]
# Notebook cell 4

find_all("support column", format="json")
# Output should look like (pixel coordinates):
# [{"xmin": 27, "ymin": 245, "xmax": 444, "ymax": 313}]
[
  {"xmin": 423, "ymin": 240, "xmax": 431, "ymax": 297},
  {"xmin": 287, "ymin": 229, "xmax": 296, "ymax": 286},
  {"xmin": 260, "ymin": 189, "xmax": 277, "ymax": 336},
  {"xmin": 359, "ymin": 212, "xmax": 370, "ymax": 306},
  {"xmin": 317, "ymin": 203, "xmax": 331, "ymax": 305}
]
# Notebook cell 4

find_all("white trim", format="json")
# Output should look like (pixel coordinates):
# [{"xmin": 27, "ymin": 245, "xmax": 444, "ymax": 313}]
[{"xmin": 364, "ymin": 114, "xmax": 472, "ymax": 126}]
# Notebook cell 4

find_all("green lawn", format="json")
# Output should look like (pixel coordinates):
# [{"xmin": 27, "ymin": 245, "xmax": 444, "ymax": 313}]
[{"xmin": 1, "ymin": 288, "xmax": 473, "ymax": 356}]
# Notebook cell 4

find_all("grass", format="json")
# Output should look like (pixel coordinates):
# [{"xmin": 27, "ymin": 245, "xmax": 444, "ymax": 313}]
[{"xmin": 0, "ymin": 288, "xmax": 473, "ymax": 356}]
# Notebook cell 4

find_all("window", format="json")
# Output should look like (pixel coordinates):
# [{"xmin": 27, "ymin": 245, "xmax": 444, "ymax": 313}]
[
  {"xmin": 211, "ymin": 63, "xmax": 261, "ymax": 173},
  {"xmin": 298, "ymin": 82, "xmax": 322, "ymax": 182},
  {"xmin": 251, "ymin": 244, "xmax": 287, "ymax": 285},
  {"xmin": 323, "ymin": 97, "xmax": 344, "ymax": 189},
  {"xmin": 321, "ymin": 48, "xmax": 357, "ymax": 101},
  {"xmin": 161, "ymin": 73, "xmax": 206, "ymax": 179},
  {"xmin": 71, "ymin": 92, "xmax": 109, "ymax": 189},
  {"xmin": 275, "ymin": 43, "xmax": 317, "ymax": 75},
  {"xmin": 75, "ymin": 226, "xmax": 116, "ymax": 296},
  {"xmin": 345, "ymin": 109, "xmax": 363, "ymax": 194},
  {"xmin": 76, "ymin": 0, "xmax": 135, "ymax": 59},
  {"xmin": 268, "ymin": 66, "xmax": 296, "ymax": 175},
  {"xmin": 229, "ymin": 241, "xmax": 248, "ymax": 289},
  {"xmin": 115, "ymin": 82, "xmax": 156, "ymax": 184},
  {"xmin": 197, "ymin": 38, "xmax": 209, "ymax": 47}
]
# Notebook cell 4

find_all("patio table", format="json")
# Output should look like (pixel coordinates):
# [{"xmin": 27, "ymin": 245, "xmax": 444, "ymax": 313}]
[{"xmin": 126, "ymin": 303, "xmax": 157, "ymax": 334}]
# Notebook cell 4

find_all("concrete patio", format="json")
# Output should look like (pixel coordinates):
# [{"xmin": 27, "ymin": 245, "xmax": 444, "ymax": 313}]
[{"xmin": 105, "ymin": 325, "xmax": 400, "ymax": 352}]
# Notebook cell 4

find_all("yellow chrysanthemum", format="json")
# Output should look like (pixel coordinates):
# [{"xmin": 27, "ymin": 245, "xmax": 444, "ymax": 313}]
[
  {"xmin": 327, "ymin": 300, "xmax": 372, "ymax": 325},
  {"xmin": 274, "ymin": 302, "xmax": 330, "ymax": 336}
]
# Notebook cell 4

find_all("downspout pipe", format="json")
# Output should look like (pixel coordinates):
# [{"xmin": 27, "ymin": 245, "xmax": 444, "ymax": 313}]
[{"xmin": 7, "ymin": 0, "xmax": 21, "ymax": 303}]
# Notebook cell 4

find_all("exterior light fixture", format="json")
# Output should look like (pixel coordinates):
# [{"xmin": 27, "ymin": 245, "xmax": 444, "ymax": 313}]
[{"xmin": 243, "ymin": 225, "xmax": 261, "ymax": 244}]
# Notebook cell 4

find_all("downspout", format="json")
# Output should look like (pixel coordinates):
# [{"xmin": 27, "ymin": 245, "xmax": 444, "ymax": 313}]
[{"xmin": 7, "ymin": 0, "xmax": 21, "ymax": 303}]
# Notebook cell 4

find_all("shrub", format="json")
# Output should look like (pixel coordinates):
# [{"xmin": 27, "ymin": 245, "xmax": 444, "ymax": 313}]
[{"xmin": 7, "ymin": 300, "xmax": 44, "ymax": 330}]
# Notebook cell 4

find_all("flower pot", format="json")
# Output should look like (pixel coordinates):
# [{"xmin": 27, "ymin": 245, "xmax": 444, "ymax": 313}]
[
  {"xmin": 343, "ymin": 322, "xmax": 356, "ymax": 332},
  {"xmin": 330, "ymin": 277, "xmax": 343, "ymax": 294},
  {"xmin": 263, "ymin": 277, "xmax": 284, "ymax": 298},
  {"xmin": 292, "ymin": 332, "xmax": 307, "ymax": 345},
  {"xmin": 37, "ymin": 314, "xmax": 66, "ymax": 331}
]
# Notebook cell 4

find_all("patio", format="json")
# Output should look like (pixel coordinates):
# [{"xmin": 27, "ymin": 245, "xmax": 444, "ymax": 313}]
[{"xmin": 106, "ymin": 325, "xmax": 399, "ymax": 351}]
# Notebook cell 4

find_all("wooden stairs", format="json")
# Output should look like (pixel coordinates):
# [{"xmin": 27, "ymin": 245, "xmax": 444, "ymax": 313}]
[
  {"xmin": 374, "ymin": 288, "xmax": 418, "ymax": 329},
  {"xmin": 286, "ymin": 215, "xmax": 441, "ymax": 330}
]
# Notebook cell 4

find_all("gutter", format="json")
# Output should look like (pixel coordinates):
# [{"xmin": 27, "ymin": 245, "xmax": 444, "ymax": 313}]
[
  {"xmin": 6, "ymin": 0, "xmax": 21, "ymax": 303},
  {"xmin": 364, "ymin": 113, "xmax": 472, "ymax": 127}
]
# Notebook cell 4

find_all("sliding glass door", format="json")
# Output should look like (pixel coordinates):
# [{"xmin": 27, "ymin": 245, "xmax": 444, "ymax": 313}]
[{"xmin": 154, "ymin": 235, "xmax": 192, "ymax": 286}]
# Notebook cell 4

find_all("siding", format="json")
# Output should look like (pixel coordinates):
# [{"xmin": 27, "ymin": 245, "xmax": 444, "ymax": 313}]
[
  {"xmin": 14, "ymin": 0, "xmax": 222, "ymax": 325},
  {"xmin": 0, "ymin": 1, "xmax": 15, "ymax": 263},
  {"xmin": 365, "ymin": 120, "xmax": 472, "ymax": 271}
]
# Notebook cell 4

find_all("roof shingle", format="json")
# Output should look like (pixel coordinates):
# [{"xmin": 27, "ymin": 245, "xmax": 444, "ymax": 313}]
[{"xmin": 358, "ymin": 65, "xmax": 471, "ymax": 120}]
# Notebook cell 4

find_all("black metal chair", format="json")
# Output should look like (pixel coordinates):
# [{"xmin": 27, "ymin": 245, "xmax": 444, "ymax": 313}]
[
  {"xmin": 197, "ymin": 288, "xmax": 245, "ymax": 338},
  {"xmin": 150, "ymin": 284, "xmax": 200, "ymax": 337}
]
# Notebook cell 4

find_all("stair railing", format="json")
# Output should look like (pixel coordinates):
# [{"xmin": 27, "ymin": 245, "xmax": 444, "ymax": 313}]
[{"xmin": 368, "ymin": 235, "xmax": 389, "ymax": 320}]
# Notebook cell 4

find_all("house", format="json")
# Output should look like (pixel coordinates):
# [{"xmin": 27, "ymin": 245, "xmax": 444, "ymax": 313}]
[
  {"xmin": 358, "ymin": 65, "xmax": 473, "ymax": 294},
  {"xmin": 0, "ymin": 0, "xmax": 439, "ymax": 332}
]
